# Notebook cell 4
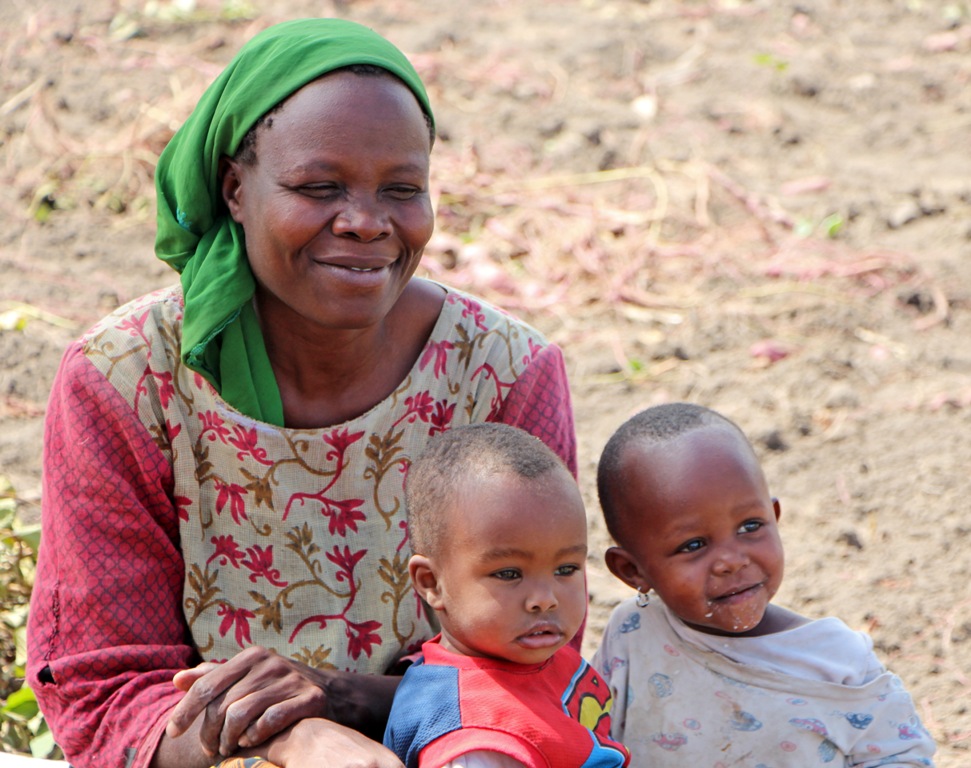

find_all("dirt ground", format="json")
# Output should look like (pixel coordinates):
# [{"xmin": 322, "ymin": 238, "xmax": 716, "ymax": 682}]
[{"xmin": 2, "ymin": 0, "xmax": 970, "ymax": 763}]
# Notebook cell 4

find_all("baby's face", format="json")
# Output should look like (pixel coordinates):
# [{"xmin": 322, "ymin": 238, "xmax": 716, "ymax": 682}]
[
  {"xmin": 615, "ymin": 427, "xmax": 784, "ymax": 636},
  {"xmin": 431, "ymin": 467, "xmax": 588, "ymax": 664}
]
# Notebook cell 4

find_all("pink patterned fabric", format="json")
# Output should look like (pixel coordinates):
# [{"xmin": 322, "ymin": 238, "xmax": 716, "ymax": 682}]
[{"xmin": 27, "ymin": 284, "xmax": 577, "ymax": 768}]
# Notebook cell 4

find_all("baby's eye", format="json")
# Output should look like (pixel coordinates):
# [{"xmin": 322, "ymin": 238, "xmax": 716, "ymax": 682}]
[
  {"xmin": 492, "ymin": 569, "xmax": 521, "ymax": 582},
  {"xmin": 555, "ymin": 564, "xmax": 581, "ymax": 577},
  {"xmin": 738, "ymin": 520, "xmax": 764, "ymax": 534},
  {"xmin": 677, "ymin": 538, "xmax": 705, "ymax": 554}
]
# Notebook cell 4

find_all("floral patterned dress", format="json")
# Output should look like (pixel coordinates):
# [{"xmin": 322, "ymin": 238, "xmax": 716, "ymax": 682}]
[{"xmin": 28, "ymin": 283, "xmax": 576, "ymax": 768}]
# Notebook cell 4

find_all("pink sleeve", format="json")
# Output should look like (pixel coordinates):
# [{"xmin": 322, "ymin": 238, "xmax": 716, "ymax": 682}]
[
  {"xmin": 27, "ymin": 343, "xmax": 197, "ymax": 768},
  {"xmin": 492, "ymin": 343, "xmax": 577, "ymax": 479}
]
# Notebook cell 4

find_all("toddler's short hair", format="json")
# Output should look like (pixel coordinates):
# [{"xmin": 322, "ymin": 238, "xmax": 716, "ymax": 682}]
[
  {"xmin": 597, "ymin": 402, "xmax": 742, "ymax": 544},
  {"xmin": 407, "ymin": 423, "xmax": 567, "ymax": 557}
]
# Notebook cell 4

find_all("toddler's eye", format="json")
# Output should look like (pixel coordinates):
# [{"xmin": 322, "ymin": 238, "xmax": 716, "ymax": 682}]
[
  {"xmin": 492, "ymin": 569, "xmax": 521, "ymax": 582},
  {"xmin": 555, "ymin": 564, "xmax": 581, "ymax": 577},
  {"xmin": 677, "ymin": 538, "xmax": 705, "ymax": 554},
  {"xmin": 739, "ymin": 520, "xmax": 764, "ymax": 534}
]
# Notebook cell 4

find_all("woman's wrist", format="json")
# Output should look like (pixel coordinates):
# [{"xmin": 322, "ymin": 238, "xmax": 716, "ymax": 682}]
[{"xmin": 322, "ymin": 670, "xmax": 402, "ymax": 740}]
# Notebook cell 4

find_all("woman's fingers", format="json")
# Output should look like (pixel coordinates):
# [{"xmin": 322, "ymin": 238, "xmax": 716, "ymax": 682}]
[
  {"xmin": 217, "ymin": 687, "xmax": 324, "ymax": 755},
  {"xmin": 167, "ymin": 646, "xmax": 332, "ymax": 757},
  {"xmin": 233, "ymin": 688, "xmax": 330, "ymax": 751},
  {"xmin": 167, "ymin": 647, "xmax": 274, "ymax": 739},
  {"xmin": 172, "ymin": 663, "xmax": 220, "ymax": 692}
]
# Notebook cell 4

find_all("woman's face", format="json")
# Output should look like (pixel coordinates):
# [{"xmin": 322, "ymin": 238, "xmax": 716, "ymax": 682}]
[{"xmin": 221, "ymin": 70, "xmax": 434, "ymax": 334}]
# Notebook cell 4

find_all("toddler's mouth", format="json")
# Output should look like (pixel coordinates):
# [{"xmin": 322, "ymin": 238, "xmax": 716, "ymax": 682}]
[
  {"xmin": 710, "ymin": 582, "xmax": 762, "ymax": 604},
  {"xmin": 516, "ymin": 624, "xmax": 564, "ymax": 649}
]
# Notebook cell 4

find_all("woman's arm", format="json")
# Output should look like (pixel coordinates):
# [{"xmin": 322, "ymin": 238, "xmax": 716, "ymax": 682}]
[
  {"xmin": 27, "ymin": 344, "xmax": 198, "ymax": 768},
  {"xmin": 492, "ymin": 343, "xmax": 577, "ymax": 478}
]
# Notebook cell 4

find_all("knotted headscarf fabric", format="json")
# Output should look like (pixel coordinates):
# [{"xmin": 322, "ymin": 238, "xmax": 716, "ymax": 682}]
[{"xmin": 153, "ymin": 18, "xmax": 434, "ymax": 425}]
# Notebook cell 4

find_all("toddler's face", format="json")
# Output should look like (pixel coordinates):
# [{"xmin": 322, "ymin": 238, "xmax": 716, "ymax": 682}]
[
  {"xmin": 427, "ymin": 467, "xmax": 588, "ymax": 664},
  {"xmin": 614, "ymin": 427, "xmax": 784, "ymax": 636}
]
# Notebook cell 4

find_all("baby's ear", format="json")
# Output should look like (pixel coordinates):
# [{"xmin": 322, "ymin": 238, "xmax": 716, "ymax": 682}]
[
  {"xmin": 604, "ymin": 546, "xmax": 651, "ymax": 593},
  {"xmin": 409, "ymin": 554, "xmax": 445, "ymax": 611}
]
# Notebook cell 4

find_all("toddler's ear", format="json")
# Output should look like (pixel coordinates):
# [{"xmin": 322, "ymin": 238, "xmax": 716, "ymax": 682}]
[
  {"xmin": 409, "ymin": 554, "xmax": 445, "ymax": 611},
  {"xmin": 604, "ymin": 546, "xmax": 651, "ymax": 594}
]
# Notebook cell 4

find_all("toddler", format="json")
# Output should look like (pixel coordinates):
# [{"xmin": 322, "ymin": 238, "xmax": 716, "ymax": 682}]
[
  {"xmin": 593, "ymin": 402, "xmax": 936, "ymax": 766},
  {"xmin": 384, "ymin": 422, "xmax": 629, "ymax": 768}
]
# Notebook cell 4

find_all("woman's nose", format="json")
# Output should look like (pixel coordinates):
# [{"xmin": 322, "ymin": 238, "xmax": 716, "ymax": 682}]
[{"xmin": 331, "ymin": 196, "xmax": 391, "ymax": 241}]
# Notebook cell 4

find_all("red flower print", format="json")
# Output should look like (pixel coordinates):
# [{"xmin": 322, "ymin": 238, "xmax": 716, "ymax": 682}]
[
  {"xmin": 174, "ymin": 495, "xmax": 192, "ymax": 523},
  {"xmin": 199, "ymin": 411, "xmax": 231, "ymax": 443},
  {"xmin": 322, "ymin": 497, "xmax": 367, "ymax": 537},
  {"xmin": 217, "ymin": 604, "xmax": 255, "ymax": 648},
  {"xmin": 326, "ymin": 545, "xmax": 368, "ymax": 584},
  {"xmin": 214, "ymin": 478, "xmax": 248, "ymax": 524},
  {"xmin": 166, "ymin": 420, "xmax": 182, "ymax": 441},
  {"xmin": 420, "ymin": 339, "xmax": 455, "ymax": 378},
  {"xmin": 346, "ymin": 619, "xmax": 383, "ymax": 661},
  {"xmin": 155, "ymin": 370, "xmax": 176, "ymax": 408},
  {"xmin": 429, "ymin": 400, "xmax": 455, "ymax": 435},
  {"xmin": 118, "ymin": 311, "xmax": 150, "ymax": 346},
  {"xmin": 208, "ymin": 534, "xmax": 244, "ymax": 567},
  {"xmin": 323, "ymin": 428, "xmax": 365, "ymax": 464},
  {"xmin": 457, "ymin": 296, "xmax": 487, "ymax": 331},
  {"xmin": 472, "ymin": 362, "xmax": 515, "ymax": 418},
  {"xmin": 398, "ymin": 391, "xmax": 435, "ymax": 426},
  {"xmin": 228, "ymin": 425, "xmax": 271, "ymax": 465},
  {"xmin": 241, "ymin": 545, "xmax": 288, "ymax": 587}
]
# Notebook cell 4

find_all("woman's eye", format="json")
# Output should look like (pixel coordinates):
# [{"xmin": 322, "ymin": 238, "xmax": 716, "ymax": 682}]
[
  {"xmin": 300, "ymin": 184, "xmax": 340, "ymax": 198},
  {"xmin": 493, "ymin": 569, "xmax": 521, "ymax": 582},
  {"xmin": 555, "ymin": 564, "xmax": 580, "ymax": 577},
  {"xmin": 385, "ymin": 185, "xmax": 421, "ymax": 200}
]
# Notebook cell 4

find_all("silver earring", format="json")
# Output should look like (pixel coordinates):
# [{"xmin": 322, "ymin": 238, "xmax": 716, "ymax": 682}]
[{"xmin": 636, "ymin": 587, "xmax": 650, "ymax": 608}]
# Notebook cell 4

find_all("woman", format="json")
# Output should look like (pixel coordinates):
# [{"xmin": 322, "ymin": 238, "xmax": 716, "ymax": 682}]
[{"xmin": 26, "ymin": 19, "xmax": 576, "ymax": 768}]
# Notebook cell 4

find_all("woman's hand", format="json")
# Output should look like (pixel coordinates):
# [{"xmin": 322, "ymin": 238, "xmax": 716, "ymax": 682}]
[{"xmin": 166, "ymin": 645, "xmax": 400, "ymax": 758}]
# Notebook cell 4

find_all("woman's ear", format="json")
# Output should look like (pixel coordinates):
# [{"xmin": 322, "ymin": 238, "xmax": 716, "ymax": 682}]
[
  {"xmin": 219, "ymin": 157, "xmax": 244, "ymax": 222},
  {"xmin": 604, "ymin": 546, "xmax": 652, "ymax": 594},
  {"xmin": 409, "ymin": 554, "xmax": 445, "ymax": 611}
]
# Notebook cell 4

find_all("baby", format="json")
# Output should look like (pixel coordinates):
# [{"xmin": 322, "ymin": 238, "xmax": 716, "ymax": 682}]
[
  {"xmin": 384, "ymin": 422, "xmax": 629, "ymax": 768},
  {"xmin": 593, "ymin": 402, "xmax": 936, "ymax": 766}
]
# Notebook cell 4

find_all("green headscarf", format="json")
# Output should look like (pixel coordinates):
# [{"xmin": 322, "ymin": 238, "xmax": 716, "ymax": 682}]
[{"xmin": 154, "ymin": 18, "xmax": 434, "ymax": 425}]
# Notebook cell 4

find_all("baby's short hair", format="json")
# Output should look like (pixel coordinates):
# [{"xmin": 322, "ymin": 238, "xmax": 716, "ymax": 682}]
[
  {"xmin": 406, "ymin": 423, "xmax": 567, "ymax": 556},
  {"xmin": 597, "ymin": 402, "xmax": 743, "ymax": 544}
]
